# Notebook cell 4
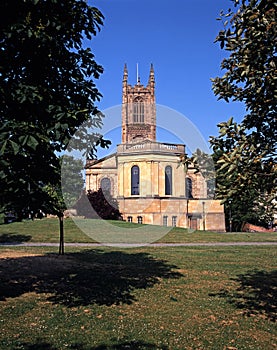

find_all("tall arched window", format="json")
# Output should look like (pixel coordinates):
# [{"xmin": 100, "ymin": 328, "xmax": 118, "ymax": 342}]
[
  {"xmin": 172, "ymin": 216, "xmax": 177, "ymax": 227},
  {"xmin": 165, "ymin": 166, "xmax": 172, "ymax": 195},
  {"xmin": 131, "ymin": 165, "xmax": 140, "ymax": 195},
  {"xmin": 186, "ymin": 177, "xmax": 193, "ymax": 198},
  {"xmin": 100, "ymin": 177, "xmax": 111, "ymax": 193},
  {"xmin": 133, "ymin": 98, "xmax": 144, "ymax": 123}
]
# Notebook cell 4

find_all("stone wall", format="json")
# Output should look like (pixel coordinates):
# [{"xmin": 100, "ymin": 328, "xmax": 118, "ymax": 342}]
[{"xmin": 118, "ymin": 197, "xmax": 225, "ymax": 231}]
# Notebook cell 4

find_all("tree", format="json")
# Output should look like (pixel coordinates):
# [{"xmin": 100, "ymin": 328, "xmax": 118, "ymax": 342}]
[
  {"xmin": 0, "ymin": 1, "xmax": 110, "ymax": 219},
  {"xmin": 210, "ymin": 0, "xmax": 276, "ymax": 228},
  {"xmin": 61, "ymin": 155, "xmax": 84, "ymax": 208},
  {"xmin": 179, "ymin": 148, "xmax": 216, "ymax": 199},
  {"xmin": 212, "ymin": 126, "xmax": 275, "ymax": 230},
  {"xmin": 42, "ymin": 183, "xmax": 67, "ymax": 255},
  {"xmin": 75, "ymin": 189, "xmax": 122, "ymax": 221}
]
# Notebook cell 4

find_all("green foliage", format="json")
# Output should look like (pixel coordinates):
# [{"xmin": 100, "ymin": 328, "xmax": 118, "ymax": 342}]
[
  {"xmin": 210, "ymin": 0, "xmax": 276, "ymax": 228},
  {"xmin": 42, "ymin": 183, "xmax": 66, "ymax": 217},
  {"xmin": 61, "ymin": 155, "xmax": 84, "ymax": 208},
  {"xmin": 179, "ymin": 149, "xmax": 216, "ymax": 198},
  {"xmin": 0, "ymin": 0, "xmax": 110, "ymax": 214},
  {"xmin": 75, "ymin": 188, "xmax": 122, "ymax": 220},
  {"xmin": 213, "ymin": 0, "xmax": 276, "ymax": 129},
  {"xmin": 211, "ymin": 118, "xmax": 276, "ymax": 231}
]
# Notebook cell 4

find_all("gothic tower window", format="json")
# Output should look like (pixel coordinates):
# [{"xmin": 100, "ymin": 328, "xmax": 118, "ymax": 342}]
[
  {"xmin": 133, "ymin": 98, "xmax": 144, "ymax": 123},
  {"xmin": 131, "ymin": 165, "xmax": 140, "ymax": 195},
  {"xmin": 186, "ymin": 177, "xmax": 193, "ymax": 198},
  {"xmin": 100, "ymin": 177, "xmax": 111, "ymax": 193},
  {"xmin": 165, "ymin": 165, "xmax": 172, "ymax": 195}
]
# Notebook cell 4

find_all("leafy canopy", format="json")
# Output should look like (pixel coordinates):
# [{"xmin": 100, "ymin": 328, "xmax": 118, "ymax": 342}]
[
  {"xmin": 0, "ymin": 0, "xmax": 110, "ymax": 214},
  {"xmin": 210, "ymin": 0, "xmax": 276, "ymax": 228}
]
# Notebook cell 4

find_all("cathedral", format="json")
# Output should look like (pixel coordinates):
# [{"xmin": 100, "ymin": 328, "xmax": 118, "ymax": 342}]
[{"xmin": 85, "ymin": 64, "xmax": 225, "ymax": 231}]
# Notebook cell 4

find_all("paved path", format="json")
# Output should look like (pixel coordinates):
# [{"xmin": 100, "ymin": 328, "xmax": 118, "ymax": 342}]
[{"xmin": 1, "ymin": 242, "xmax": 277, "ymax": 248}]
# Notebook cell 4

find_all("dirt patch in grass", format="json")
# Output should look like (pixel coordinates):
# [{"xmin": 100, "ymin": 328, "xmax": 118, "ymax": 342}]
[
  {"xmin": 0, "ymin": 250, "xmax": 40, "ymax": 259},
  {"xmin": 0, "ymin": 249, "xmax": 76, "ymax": 269}
]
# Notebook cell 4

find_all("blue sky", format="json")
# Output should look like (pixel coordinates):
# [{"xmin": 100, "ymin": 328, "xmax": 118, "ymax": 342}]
[{"xmin": 87, "ymin": 0, "xmax": 245, "ymax": 153}]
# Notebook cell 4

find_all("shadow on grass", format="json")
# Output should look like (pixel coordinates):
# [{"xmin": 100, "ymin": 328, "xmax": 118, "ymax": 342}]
[
  {"xmin": 0, "ymin": 233, "xmax": 32, "ymax": 243},
  {"xmin": 0, "ymin": 249, "xmax": 182, "ymax": 307},
  {"xmin": 16, "ymin": 340, "xmax": 168, "ymax": 349},
  {"xmin": 210, "ymin": 269, "xmax": 277, "ymax": 321}
]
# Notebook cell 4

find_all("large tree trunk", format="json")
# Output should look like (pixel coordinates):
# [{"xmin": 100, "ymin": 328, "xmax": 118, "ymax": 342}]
[{"xmin": 58, "ymin": 214, "xmax": 64, "ymax": 255}]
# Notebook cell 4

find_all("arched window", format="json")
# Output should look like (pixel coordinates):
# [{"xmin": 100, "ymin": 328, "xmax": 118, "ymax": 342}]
[
  {"xmin": 172, "ymin": 216, "xmax": 177, "ymax": 227},
  {"xmin": 137, "ymin": 216, "xmax": 143, "ymax": 224},
  {"xmin": 133, "ymin": 99, "xmax": 144, "ymax": 123},
  {"xmin": 131, "ymin": 165, "xmax": 140, "ymax": 195},
  {"xmin": 186, "ymin": 177, "xmax": 193, "ymax": 198},
  {"xmin": 165, "ymin": 166, "xmax": 172, "ymax": 195},
  {"xmin": 163, "ymin": 216, "xmax": 168, "ymax": 226},
  {"xmin": 100, "ymin": 177, "xmax": 111, "ymax": 193},
  {"xmin": 207, "ymin": 178, "xmax": 215, "ymax": 199}
]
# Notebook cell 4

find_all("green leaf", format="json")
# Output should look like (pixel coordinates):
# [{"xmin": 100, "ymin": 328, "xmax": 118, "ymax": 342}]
[
  {"xmin": 227, "ymin": 117, "xmax": 233, "ymax": 127},
  {"xmin": 26, "ymin": 135, "xmax": 39, "ymax": 150},
  {"xmin": 0, "ymin": 141, "xmax": 7, "ymax": 155},
  {"xmin": 9, "ymin": 140, "xmax": 20, "ymax": 154}
]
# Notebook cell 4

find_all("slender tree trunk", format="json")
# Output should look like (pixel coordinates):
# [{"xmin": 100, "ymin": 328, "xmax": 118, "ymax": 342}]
[{"xmin": 58, "ymin": 214, "xmax": 64, "ymax": 255}]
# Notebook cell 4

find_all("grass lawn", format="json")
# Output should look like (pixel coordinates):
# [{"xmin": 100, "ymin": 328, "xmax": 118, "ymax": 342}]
[
  {"xmin": 0, "ymin": 218, "xmax": 276, "ymax": 244},
  {"xmin": 0, "ymin": 245, "xmax": 276, "ymax": 349}
]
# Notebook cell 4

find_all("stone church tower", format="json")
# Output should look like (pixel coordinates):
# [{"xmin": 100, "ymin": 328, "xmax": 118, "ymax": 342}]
[{"xmin": 121, "ymin": 64, "xmax": 156, "ymax": 143}]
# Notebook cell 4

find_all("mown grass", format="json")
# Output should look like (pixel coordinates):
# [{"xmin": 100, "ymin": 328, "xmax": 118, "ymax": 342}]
[
  {"xmin": 0, "ymin": 218, "xmax": 94, "ymax": 243},
  {"xmin": 0, "ymin": 218, "xmax": 276, "ymax": 244},
  {"xmin": 0, "ymin": 245, "xmax": 276, "ymax": 349}
]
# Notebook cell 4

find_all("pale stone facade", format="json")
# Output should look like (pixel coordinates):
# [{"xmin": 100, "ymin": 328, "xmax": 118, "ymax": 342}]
[{"xmin": 86, "ymin": 65, "xmax": 226, "ymax": 231}]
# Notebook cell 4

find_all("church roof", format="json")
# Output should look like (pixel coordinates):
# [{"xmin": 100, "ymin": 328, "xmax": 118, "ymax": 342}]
[{"xmin": 85, "ymin": 152, "xmax": 117, "ymax": 169}]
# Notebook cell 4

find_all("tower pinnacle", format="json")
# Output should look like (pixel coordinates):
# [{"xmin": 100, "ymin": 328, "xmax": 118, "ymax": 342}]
[
  {"xmin": 148, "ymin": 63, "xmax": 155, "ymax": 85},
  {"xmin": 123, "ymin": 63, "xmax": 128, "ymax": 82},
  {"xmin": 136, "ymin": 63, "xmax": 141, "ymax": 84}
]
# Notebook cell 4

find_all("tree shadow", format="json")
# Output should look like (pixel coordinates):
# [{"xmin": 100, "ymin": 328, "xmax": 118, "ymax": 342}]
[
  {"xmin": 210, "ymin": 269, "xmax": 277, "ymax": 321},
  {"xmin": 17, "ymin": 340, "xmax": 168, "ymax": 349},
  {"xmin": 0, "ymin": 249, "xmax": 182, "ymax": 307},
  {"xmin": 14, "ymin": 342, "xmax": 58, "ymax": 350},
  {"xmin": 90, "ymin": 341, "xmax": 168, "ymax": 349},
  {"xmin": 0, "ymin": 232, "xmax": 32, "ymax": 243}
]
